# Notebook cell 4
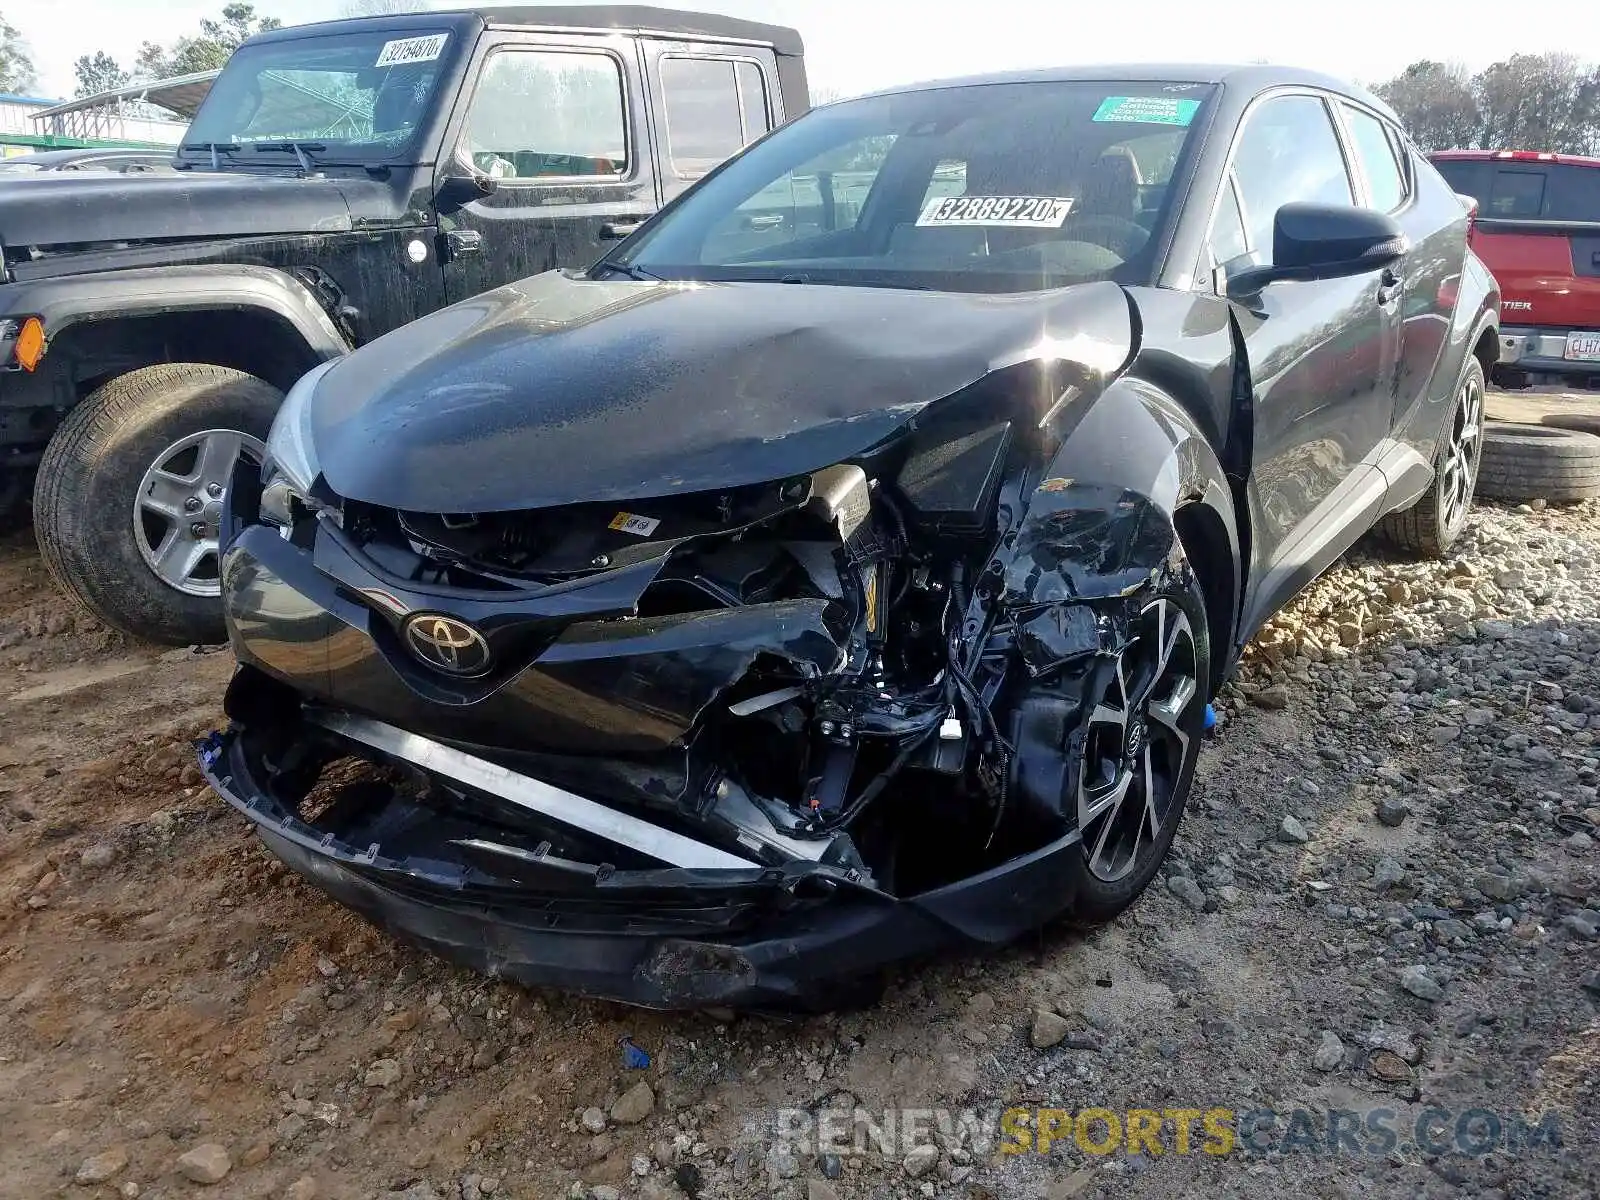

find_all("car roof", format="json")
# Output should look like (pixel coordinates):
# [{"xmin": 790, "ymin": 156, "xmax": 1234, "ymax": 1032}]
[
  {"xmin": 1429, "ymin": 149, "xmax": 1600, "ymax": 169},
  {"xmin": 248, "ymin": 5, "xmax": 803, "ymax": 56},
  {"xmin": 850, "ymin": 62, "xmax": 1398, "ymax": 121}
]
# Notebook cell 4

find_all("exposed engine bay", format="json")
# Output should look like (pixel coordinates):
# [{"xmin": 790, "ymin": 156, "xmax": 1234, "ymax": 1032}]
[{"xmin": 218, "ymin": 408, "xmax": 1120, "ymax": 906}]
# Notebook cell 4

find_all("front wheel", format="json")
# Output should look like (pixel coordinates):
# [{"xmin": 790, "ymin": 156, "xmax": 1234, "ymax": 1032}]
[
  {"xmin": 1064, "ymin": 576, "xmax": 1210, "ymax": 925},
  {"xmin": 34, "ymin": 364, "xmax": 279, "ymax": 645}
]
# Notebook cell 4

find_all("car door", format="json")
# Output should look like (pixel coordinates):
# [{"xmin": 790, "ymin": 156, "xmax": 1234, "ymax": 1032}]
[
  {"xmin": 1335, "ymin": 102, "xmax": 1457, "ymax": 462},
  {"xmin": 1208, "ymin": 92, "xmax": 1395, "ymax": 637},
  {"xmin": 438, "ymin": 33, "xmax": 658, "ymax": 302},
  {"xmin": 641, "ymin": 39, "xmax": 782, "ymax": 205}
]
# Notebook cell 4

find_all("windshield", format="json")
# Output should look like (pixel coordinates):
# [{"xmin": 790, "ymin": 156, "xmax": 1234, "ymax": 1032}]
[
  {"xmin": 183, "ymin": 28, "xmax": 455, "ymax": 161},
  {"xmin": 613, "ymin": 80, "xmax": 1212, "ymax": 293}
]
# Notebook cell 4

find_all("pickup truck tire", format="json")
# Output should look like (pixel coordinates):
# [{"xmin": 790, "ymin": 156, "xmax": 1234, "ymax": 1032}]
[
  {"xmin": 33, "ymin": 364, "xmax": 279, "ymax": 645},
  {"xmin": 1377, "ymin": 356, "xmax": 1484, "ymax": 558},
  {"xmin": 1476, "ymin": 423, "xmax": 1600, "ymax": 503}
]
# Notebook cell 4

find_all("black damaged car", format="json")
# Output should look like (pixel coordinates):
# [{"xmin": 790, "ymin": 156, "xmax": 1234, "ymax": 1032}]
[{"xmin": 200, "ymin": 65, "xmax": 1499, "ymax": 1009}]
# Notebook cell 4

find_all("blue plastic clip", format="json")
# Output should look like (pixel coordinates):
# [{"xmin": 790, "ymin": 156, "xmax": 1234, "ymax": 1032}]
[
  {"xmin": 619, "ymin": 1036, "xmax": 651, "ymax": 1069},
  {"xmin": 1202, "ymin": 703, "xmax": 1217, "ymax": 732}
]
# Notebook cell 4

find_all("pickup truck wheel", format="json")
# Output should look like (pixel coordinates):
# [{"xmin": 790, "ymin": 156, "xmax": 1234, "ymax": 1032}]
[
  {"xmin": 33, "ymin": 364, "xmax": 278, "ymax": 644},
  {"xmin": 1476, "ymin": 422, "xmax": 1600, "ymax": 503},
  {"xmin": 1375, "ymin": 356, "xmax": 1484, "ymax": 559}
]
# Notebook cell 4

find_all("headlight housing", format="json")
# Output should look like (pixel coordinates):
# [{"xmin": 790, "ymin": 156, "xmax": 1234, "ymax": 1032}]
[{"xmin": 259, "ymin": 359, "xmax": 335, "ymax": 530}]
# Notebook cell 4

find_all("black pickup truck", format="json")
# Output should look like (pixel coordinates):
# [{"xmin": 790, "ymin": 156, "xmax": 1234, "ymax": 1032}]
[{"xmin": 0, "ymin": 5, "xmax": 807, "ymax": 643}]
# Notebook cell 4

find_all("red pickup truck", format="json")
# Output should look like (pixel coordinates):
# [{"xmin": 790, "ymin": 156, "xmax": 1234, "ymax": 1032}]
[{"xmin": 1429, "ymin": 150, "xmax": 1600, "ymax": 386}]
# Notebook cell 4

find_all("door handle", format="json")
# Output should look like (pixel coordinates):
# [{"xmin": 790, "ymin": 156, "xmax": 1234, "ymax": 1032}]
[
  {"xmin": 600, "ymin": 220, "xmax": 644, "ymax": 240},
  {"xmin": 1377, "ymin": 268, "xmax": 1403, "ymax": 305},
  {"xmin": 445, "ymin": 228, "xmax": 483, "ymax": 258},
  {"xmin": 747, "ymin": 213, "xmax": 785, "ymax": 230}
]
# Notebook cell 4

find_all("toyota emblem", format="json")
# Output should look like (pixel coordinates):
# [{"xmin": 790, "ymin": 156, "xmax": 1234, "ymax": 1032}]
[{"xmin": 402, "ymin": 613, "xmax": 491, "ymax": 675}]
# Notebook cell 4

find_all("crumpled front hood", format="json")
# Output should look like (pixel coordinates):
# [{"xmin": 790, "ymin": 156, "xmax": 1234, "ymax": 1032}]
[
  {"xmin": 0, "ymin": 170, "xmax": 366, "ymax": 247},
  {"xmin": 312, "ymin": 270, "xmax": 1136, "ymax": 513}
]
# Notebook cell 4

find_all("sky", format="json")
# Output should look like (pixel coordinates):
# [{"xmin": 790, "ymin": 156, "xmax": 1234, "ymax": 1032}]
[{"xmin": 10, "ymin": 0, "xmax": 1598, "ymax": 101}]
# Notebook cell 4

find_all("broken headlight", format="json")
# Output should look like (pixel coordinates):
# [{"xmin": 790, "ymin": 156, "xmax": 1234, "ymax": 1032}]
[{"xmin": 259, "ymin": 359, "xmax": 334, "ymax": 531}]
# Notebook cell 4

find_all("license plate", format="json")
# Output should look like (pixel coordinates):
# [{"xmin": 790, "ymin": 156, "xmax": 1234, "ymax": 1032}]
[{"xmin": 1564, "ymin": 331, "xmax": 1600, "ymax": 361}]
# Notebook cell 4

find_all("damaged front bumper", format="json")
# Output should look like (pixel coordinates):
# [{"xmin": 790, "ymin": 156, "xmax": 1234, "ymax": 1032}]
[{"xmin": 198, "ymin": 710, "xmax": 1083, "ymax": 1009}]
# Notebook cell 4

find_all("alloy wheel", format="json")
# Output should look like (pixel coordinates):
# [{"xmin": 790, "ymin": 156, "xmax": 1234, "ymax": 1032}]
[
  {"xmin": 1440, "ymin": 370, "xmax": 1484, "ymax": 533},
  {"xmin": 132, "ymin": 428, "xmax": 265, "ymax": 597},
  {"xmin": 1075, "ymin": 597, "xmax": 1200, "ymax": 883}
]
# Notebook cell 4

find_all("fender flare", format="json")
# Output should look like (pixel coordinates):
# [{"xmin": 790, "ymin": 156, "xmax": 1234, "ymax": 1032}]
[
  {"xmin": 4, "ymin": 264, "xmax": 351, "ymax": 363},
  {"xmin": 996, "ymin": 373, "xmax": 1241, "ymax": 680},
  {"xmin": 1455, "ymin": 251, "xmax": 1500, "ymax": 369}
]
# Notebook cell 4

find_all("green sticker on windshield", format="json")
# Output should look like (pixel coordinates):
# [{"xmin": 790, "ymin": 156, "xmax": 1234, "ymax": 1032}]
[{"xmin": 1093, "ymin": 95, "xmax": 1201, "ymax": 126}]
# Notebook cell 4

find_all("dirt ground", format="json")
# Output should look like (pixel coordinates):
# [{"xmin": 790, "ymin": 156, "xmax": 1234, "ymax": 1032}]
[{"xmin": 2, "ymin": 495, "xmax": 1598, "ymax": 1200}]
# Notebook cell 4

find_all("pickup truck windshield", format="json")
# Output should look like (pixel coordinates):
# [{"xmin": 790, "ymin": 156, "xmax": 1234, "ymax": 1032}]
[
  {"xmin": 613, "ymin": 80, "xmax": 1212, "ymax": 293},
  {"xmin": 182, "ymin": 29, "xmax": 454, "ymax": 161}
]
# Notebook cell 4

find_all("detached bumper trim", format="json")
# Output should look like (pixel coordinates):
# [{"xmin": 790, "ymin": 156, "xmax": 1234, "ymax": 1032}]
[
  {"xmin": 308, "ymin": 709, "xmax": 756, "ymax": 871},
  {"xmin": 200, "ymin": 717, "xmax": 1090, "ymax": 1009}
]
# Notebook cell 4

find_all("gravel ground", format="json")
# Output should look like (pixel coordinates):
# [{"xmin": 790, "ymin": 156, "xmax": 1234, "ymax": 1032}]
[{"xmin": 1, "ymin": 496, "xmax": 1598, "ymax": 1200}]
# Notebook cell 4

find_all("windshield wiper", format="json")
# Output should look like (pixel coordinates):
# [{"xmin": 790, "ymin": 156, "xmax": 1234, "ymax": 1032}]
[
  {"xmin": 250, "ymin": 141, "xmax": 327, "ymax": 174},
  {"xmin": 181, "ymin": 141, "xmax": 241, "ymax": 170},
  {"xmin": 591, "ymin": 260, "xmax": 664, "ymax": 282}
]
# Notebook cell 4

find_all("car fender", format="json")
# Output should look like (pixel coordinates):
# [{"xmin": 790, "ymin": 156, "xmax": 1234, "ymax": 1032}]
[
  {"xmin": 997, "ymin": 373, "xmax": 1240, "ymax": 678},
  {"xmin": 1453, "ymin": 250, "xmax": 1500, "ymax": 368},
  {"xmin": 1412, "ymin": 249, "xmax": 1498, "ymax": 460},
  {"xmin": 0, "ymin": 263, "xmax": 351, "ymax": 362}
]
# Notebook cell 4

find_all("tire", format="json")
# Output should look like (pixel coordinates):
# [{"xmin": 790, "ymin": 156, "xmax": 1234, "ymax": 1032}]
[
  {"xmin": 1539, "ymin": 412, "xmax": 1600, "ymax": 439},
  {"xmin": 1376, "ymin": 356, "xmax": 1485, "ymax": 559},
  {"xmin": 33, "ymin": 364, "xmax": 280, "ymax": 645},
  {"xmin": 1476, "ymin": 422, "xmax": 1600, "ymax": 503},
  {"xmin": 1063, "ymin": 572, "xmax": 1210, "ymax": 926}
]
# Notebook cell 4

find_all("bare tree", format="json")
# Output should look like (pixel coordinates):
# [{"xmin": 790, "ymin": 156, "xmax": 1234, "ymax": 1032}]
[
  {"xmin": 1474, "ymin": 53, "xmax": 1599, "ymax": 155},
  {"xmin": 1375, "ymin": 53, "xmax": 1600, "ymax": 154},
  {"xmin": 1373, "ymin": 61, "xmax": 1479, "ymax": 152}
]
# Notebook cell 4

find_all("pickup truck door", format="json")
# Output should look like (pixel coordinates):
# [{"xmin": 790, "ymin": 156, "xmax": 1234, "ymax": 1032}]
[
  {"xmin": 437, "ymin": 32, "xmax": 658, "ymax": 302},
  {"xmin": 639, "ymin": 38, "xmax": 783, "ymax": 205}
]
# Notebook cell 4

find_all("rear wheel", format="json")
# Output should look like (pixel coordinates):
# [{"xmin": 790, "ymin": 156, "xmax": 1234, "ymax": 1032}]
[
  {"xmin": 34, "ymin": 364, "xmax": 278, "ymax": 645},
  {"xmin": 1064, "ymin": 576, "xmax": 1209, "ymax": 925},
  {"xmin": 1376, "ymin": 356, "xmax": 1484, "ymax": 558}
]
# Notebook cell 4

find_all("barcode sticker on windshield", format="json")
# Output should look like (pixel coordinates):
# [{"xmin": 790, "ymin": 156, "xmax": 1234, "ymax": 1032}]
[
  {"xmin": 608, "ymin": 511, "xmax": 660, "ymax": 538},
  {"xmin": 915, "ymin": 195, "xmax": 1074, "ymax": 228},
  {"xmin": 375, "ymin": 34, "xmax": 448, "ymax": 67}
]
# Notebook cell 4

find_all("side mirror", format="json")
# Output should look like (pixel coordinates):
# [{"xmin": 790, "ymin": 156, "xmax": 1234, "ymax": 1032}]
[
  {"xmin": 435, "ymin": 170, "xmax": 497, "ymax": 214},
  {"xmin": 1227, "ymin": 202, "xmax": 1407, "ymax": 298}
]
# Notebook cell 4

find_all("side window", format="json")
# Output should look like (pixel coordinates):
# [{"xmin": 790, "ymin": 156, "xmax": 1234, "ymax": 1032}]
[
  {"xmin": 920, "ymin": 157, "xmax": 968, "ymax": 206},
  {"xmin": 1231, "ymin": 94, "xmax": 1354, "ymax": 263},
  {"xmin": 1341, "ymin": 103, "xmax": 1406, "ymax": 211},
  {"xmin": 734, "ymin": 61, "xmax": 770, "ymax": 143},
  {"xmin": 661, "ymin": 57, "xmax": 769, "ymax": 179},
  {"xmin": 462, "ymin": 49, "xmax": 628, "ymax": 181},
  {"xmin": 1488, "ymin": 168, "xmax": 1546, "ymax": 217},
  {"xmin": 1207, "ymin": 176, "xmax": 1249, "ymax": 266}
]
